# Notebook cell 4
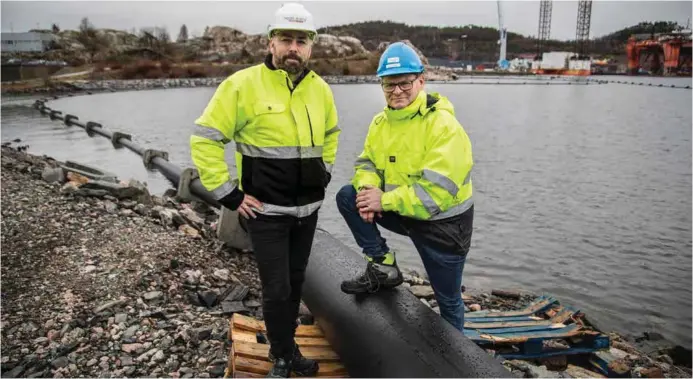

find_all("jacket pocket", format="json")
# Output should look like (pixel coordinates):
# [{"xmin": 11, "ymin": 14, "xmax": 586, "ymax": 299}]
[{"xmin": 253, "ymin": 102, "xmax": 286, "ymax": 116}]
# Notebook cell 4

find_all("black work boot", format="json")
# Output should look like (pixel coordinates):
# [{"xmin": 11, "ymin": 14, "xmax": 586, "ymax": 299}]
[
  {"xmin": 291, "ymin": 344, "xmax": 319, "ymax": 377},
  {"xmin": 341, "ymin": 253, "xmax": 403, "ymax": 294},
  {"xmin": 266, "ymin": 356, "xmax": 292, "ymax": 378}
]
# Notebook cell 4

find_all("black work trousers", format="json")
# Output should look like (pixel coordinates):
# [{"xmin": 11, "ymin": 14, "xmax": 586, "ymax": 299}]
[{"xmin": 245, "ymin": 211, "xmax": 319, "ymax": 360}]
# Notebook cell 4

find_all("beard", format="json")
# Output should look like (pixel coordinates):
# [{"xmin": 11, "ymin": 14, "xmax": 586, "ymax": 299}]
[{"xmin": 277, "ymin": 53, "xmax": 306, "ymax": 75}]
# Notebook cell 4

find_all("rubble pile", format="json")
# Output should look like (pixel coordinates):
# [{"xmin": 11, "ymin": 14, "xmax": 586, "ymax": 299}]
[{"xmin": 1, "ymin": 143, "xmax": 690, "ymax": 378}]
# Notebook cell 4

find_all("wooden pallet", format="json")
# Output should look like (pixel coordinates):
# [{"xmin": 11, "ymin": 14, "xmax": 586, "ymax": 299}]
[
  {"xmin": 464, "ymin": 296, "xmax": 610, "ymax": 360},
  {"xmin": 226, "ymin": 313, "xmax": 348, "ymax": 378}
]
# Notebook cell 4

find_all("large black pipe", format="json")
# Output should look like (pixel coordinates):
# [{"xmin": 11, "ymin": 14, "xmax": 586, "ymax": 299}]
[
  {"xmin": 33, "ymin": 98, "xmax": 510, "ymax": 377},
  {"xmin": 303, "ymin": 229, "xmax": 510, "ymax": 378}
]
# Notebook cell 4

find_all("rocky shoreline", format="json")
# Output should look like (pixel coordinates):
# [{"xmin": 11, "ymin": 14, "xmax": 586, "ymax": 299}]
[
  {"xmin": 1, "ymin": 144, "xmax": 690, "ymax": 378},
  {"xmin": 1, "ymin": 70, "xmax": 469, "ymax": 95},
  {"xmin": 1, "ymin": 76, "xmax": 381, "ymax": 95}
]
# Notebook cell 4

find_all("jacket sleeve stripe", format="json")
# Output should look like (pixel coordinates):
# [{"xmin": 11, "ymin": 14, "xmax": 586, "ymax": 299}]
[
  {"xmin": 462, "ymin": 166, "xmax": 472, "ymax": 185},
  {"xmin": 354, "ymin": 156, "xmax": 377, "ymax": 171},
  {"xmin": 422, "ymin": 169, "xmax": 459, "ymax": 197},
  {"xmin": 212, "ymin": 180, "xmax": 237, "ymax": 200},
  {"xmin": 325, "ymin": 125, "xmax": 341, "ymax": 136},
  {"xmin": 413, "ymin": 183, "xmax": 441, "ymax": 216},
  {"xmin": 193, "ymin": 125, "xmax": 230, "ymax": 143}
]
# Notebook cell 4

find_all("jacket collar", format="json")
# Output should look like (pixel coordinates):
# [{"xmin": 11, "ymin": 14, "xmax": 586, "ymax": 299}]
[
  {"xmin": 383, "ymin": 91, "xmax": 432, "ymax": 121},
  {"xmin": 263, "ymin": 54, "xmax": 310, "ymax": 88}
]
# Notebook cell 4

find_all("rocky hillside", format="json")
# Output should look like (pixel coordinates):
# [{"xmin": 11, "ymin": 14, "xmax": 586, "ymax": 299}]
[
  {"xmin": 200, "ymin": 26, "xmax": 369, "ymax": 62},
  {"xmin": 6, "ymin": 25, "xmax": 453, "ymax": 78},
  {"xmin": 10, "ymin": 26, "xmax": 375, "ymax": 66}
]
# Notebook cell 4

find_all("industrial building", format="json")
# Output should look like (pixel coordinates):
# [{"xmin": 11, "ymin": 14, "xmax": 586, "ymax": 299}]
[{"xmin": 1, "ymin": 32, "xmax": 55, "ymax": 53}]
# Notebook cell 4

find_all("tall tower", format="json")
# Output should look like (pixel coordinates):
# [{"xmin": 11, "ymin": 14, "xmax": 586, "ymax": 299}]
[
  {"xmin": 575, "ymin": 0, "xmax": 593, "ymax": 57},
  {"xmin": 536, "ymin": 0, "xmax": 552, "ymax": 59}
]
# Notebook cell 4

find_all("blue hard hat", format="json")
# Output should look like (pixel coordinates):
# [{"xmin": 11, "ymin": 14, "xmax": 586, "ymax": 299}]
[{"xmin": 377, "ymin": 42, "xmax": 425, "ymax": 77}]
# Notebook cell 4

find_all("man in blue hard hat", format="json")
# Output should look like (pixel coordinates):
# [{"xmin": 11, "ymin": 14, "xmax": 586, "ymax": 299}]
[{"xmin": 335, "ymin": 42, "xmax": 475, "ymax": 332}]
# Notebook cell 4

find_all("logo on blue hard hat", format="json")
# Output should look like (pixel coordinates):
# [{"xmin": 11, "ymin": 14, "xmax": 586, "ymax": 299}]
[{"xmin": 377, "ymin": 42, "xmax": 424, "ymax": 77}]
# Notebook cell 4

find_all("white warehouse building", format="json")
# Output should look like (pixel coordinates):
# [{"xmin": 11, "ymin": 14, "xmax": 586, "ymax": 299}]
[{"xmin": 1, "ymin": 32, "xmax": 55, "ymax": 53}]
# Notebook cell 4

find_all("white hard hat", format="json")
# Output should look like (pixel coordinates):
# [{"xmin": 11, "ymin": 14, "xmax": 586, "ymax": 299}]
[{"xmin": 267, "ymin": 2, "xmax": 317, "ymax": 39}]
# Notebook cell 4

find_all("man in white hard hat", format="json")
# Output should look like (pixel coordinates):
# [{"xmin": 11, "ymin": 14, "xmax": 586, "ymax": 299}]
[{"xmin": 190, "ymin": 3, "xmax": 340, "ymax": 378}]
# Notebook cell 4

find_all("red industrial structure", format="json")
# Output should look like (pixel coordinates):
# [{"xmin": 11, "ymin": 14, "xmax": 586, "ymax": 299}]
[{"xmin": 626, "ymin": 31, "xmax": 692, "ymax": 76}]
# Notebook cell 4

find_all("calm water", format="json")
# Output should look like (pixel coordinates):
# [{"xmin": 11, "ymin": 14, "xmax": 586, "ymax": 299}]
[{"xmin": 2, "ymin": 75, "xmax": 691, "ymax": 347}]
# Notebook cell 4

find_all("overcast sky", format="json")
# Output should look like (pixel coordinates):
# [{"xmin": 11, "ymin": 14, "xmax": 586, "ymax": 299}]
[{"xmin": 2, "ymin": 1, "xmax": 691, "ymax": 41}]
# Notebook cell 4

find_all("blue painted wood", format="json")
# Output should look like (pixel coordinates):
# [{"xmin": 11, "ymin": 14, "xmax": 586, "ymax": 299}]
[
  {"xmin": 464, "ymin": 323, "xmax": 582, "ymax": 342},
  {"xmin": 588, "ymin": 351, "xmax": 612, "ymax": 376},
  {"xmin": 461, "ymin": 294, "xmax": 611, "ymax": 361},
  {"xmin": 465, "ymin": 323, "xmax": 570, "ymax": 335},
  {"xmin": 465, "ymin": 315, "xmax": 543, "ymax": 323}
]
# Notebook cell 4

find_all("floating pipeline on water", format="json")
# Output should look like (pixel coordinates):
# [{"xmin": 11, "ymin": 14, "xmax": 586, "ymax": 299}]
[
  {"xmin": 67, "ymin": 76, "xmax": 604, "ymax": 89},
  {"xmin": 585, "ymin": 78, "xmax": 692, "ymax": 90},
  {"xmin": 32, "ymin": 97, "xmax": 218, "ymax": 208},
  {"xmin": 8, "ymin": 75, "xmax": 688, "ymax": 96}
]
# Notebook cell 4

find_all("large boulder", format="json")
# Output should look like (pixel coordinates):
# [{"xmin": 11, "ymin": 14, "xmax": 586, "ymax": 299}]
[{"xmin": 313, "ymin": 34, "xmax": 368, "ymax": 58}]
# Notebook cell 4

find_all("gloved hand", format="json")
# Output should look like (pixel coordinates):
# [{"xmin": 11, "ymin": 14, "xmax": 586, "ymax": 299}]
[{"xmin": 218, "ymin": 187, "xmax": 245, "ymax": 211}]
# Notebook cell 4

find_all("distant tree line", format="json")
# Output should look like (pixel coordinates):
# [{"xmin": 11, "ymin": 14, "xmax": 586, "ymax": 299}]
[{"xmin": 318, "ymin": 20, "xmax": 686, "ymax": 61}]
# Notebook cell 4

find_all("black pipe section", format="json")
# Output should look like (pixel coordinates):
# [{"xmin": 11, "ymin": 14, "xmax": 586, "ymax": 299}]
[
  {"xmin": 33, "ymin": 97, "xmax": 510, "ymax": 377},
  {"xmin": 302, "ymin": 229, "xmax": 510, "ymax": 378},
  {"xmin": 34, "ymin": 99, "xmax": 221, "ymax": 208}
]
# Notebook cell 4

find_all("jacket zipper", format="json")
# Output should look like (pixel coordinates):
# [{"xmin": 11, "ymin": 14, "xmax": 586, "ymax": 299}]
[{"xmin": 305, "ymin": 105, "xmax": 315, "ymax": 147}]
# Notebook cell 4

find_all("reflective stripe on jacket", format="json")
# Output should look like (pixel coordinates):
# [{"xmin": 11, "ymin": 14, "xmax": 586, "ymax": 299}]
[
  {"xmin": 190, "ymin": 55, "xmax": 340, "ymax": 217},
  {"xmin": 352, "ymin": 91, "xmax": 473, "ymax": 221}
]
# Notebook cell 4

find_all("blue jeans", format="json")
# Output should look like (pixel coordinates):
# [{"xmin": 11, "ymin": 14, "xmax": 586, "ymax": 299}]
[{"xmin": 336, "ymin": 185, "xmax": 467, "ymax": 332}]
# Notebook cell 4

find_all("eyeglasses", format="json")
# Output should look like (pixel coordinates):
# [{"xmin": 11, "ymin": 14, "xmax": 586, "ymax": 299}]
[{"xmin": 381, "ymin": 78, "xmax": 417, "ymax": 93}]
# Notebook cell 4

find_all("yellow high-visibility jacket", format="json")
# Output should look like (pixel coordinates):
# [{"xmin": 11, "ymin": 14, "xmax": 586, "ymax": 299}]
[
  {"xmin": 353, "ymin": 91, "xmax": 473, "ymax": 221},
  {"xmin": 190, "ymin": 56, "xmax": 340, "ymax": 217}
]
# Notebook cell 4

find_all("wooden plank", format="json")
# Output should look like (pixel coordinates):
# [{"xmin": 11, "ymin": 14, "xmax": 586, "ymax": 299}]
[
  {"xmin": 231, "ymin": 329, "xmax": 258, "ymax": 344},
  {"xmin": 234, "ymin": 356, "xmax": 347, "ymax": 377},
  {"xmin": 464, "ymin": 296, "xmax": 557, "ymax": 318},
  {"xmin": 294, "ymin": 325, "xmax": 324, "ymax": 338},
  {"xmin": 465, "ymin": 323, "xmax": 584, "ymax": 344},
  {"xmin": 233, "ymin": 370, "xmax": 264, "ymax": 378},
  {"xmin": 231, "ymin": 328, "xmax": 329, "ymax": 347},
  {"xmin": 235, "ymin": 356, "xmax": 271, "ymax": 375},
  {"xmin": 466, "ymin": 323, "xmax": 569, "ymax": 335},
  {"xmin": 228, "ymin": 342, "xmax": 235, "ymax": 378},
  {"xmin": 233, "ymin": 341, "xmax": 341, "ymax": 362},
  {"xmin": 295, "ymin": 337, "xmax": 332, "ymax": 347},
  {"xmin": 231, "ymin": 313, "xmax": 324, "ymax": 338},
  {"xmin": 232, "ymin": 313, "xmax": 266, "ymax": 332},
  {"xmin": 315, "ymin": 362, "xmax": 349, "ymax": 376},
  {"xmin": 465, "ymin": 315, "xmax": 545, "ymax": 323},
  {"xmin": 465, "ymin": 308, "xmax": 574, "ymax": 329}
]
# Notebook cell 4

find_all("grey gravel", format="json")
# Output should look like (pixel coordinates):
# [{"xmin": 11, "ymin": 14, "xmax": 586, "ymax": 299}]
[{"xmin": 1, "ymin": 145, "xmax": 262, "ymax": 377}]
